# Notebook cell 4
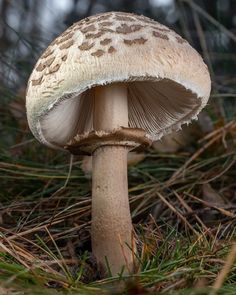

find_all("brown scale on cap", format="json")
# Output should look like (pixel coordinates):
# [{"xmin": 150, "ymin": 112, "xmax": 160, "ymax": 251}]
[
  {"xmin": 153, "ymin": 31, "xmax": 169, "ymax": 40},
  {"xmin": 100, "ymin": 28, "xmax": 114, "ymax": 33},
  {"xmin": 85, "ymin": 31, "xmax": 105, "ymax": 39},
  {"xmin": 175, "ymin": 36, "xmax": 187, "ymax": 44},
  {"xmin": 31, "ymin": 76, "xmax": 43, "ymax": 86},
  {"xmin": 35, "ymin": 63, "xmax": 46, "ymax": 72},
  {"xmin": 60, "ymin": 32, "xmax": 74, "ymax": 43},
  {"xmin": 81, "ymin": 19, "xmax": 97, "ymax": 27},
  {"xmin": 30, "ymin": 11, "xmax": 190, "ymax": 88},
  {"xmin": 79, "ymin": 42, "xmax": 95, "ymax": 50},
  {"xmin": 115, "ymin": 15, "xmax": 136, "ymax": 22},
  {"xmin": 80, "ymin": 24, "xmax": 96, "ymax": 34},
  {"xmin": 59, "ymin": 39, "xmax": 74, "ymax": 50},
  {"xmin": 91, "ymin": 49, "xmax": 105, "ymax": 57},
  {"xmin": 99, "ymin": 21, "xmax": 113, "ymax": 27},
  {"xmin": 116, "ymin": 24, "xmax": 143, "ymax": 34},
  {"xmin": 61, "ymin": 55, "xmax": 67, "ymax": 61},
  {"xmin": 41, "ymin": 48, "xmax": 54, "ymax": 59},
  {"xmin": 151, "ymin": 25, "xmax": 170, "ymax": 32},
  {"xmin": 100, "ymin": 38, "xmax": 112, "ymax": 45},
  {"xmin": 123, "ymin": 37, "xmax": 147, "ymax": 46},
  {"xmin": 36, "ymin": 57, "xmax": 55, "ymax": 72},
  {"xmin": 108, "ymin": 46, "xmax": 116, "ymax": 54},
  {"xmin": 47, "ymin": 63, "xmax": 61, "ymax": 74}
]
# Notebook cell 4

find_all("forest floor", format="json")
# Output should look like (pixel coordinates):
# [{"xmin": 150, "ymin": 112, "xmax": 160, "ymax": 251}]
[{"xmin": 0, "ymin": 100, "xmax": 236, "ymax": 294}]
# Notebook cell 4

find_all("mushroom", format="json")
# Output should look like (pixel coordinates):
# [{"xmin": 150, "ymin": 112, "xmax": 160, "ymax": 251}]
[{"xmin": 26, "ymin": 12, "xmax": 211, "ymax": 275}]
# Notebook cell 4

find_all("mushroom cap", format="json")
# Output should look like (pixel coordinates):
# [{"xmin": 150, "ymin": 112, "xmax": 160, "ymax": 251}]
[{"xmin": 26, "ymin": 11, "xmax": 211, "ymax": 150}]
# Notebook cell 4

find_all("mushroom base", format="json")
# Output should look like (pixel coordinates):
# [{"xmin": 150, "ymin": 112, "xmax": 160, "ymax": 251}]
[{"xmin": 92, "ymin": 145, "xmax": 135, "ymax": 275}]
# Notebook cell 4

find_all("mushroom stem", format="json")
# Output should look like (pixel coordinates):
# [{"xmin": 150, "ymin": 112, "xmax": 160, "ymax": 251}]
[
  {"xmin": 92, "ymin": 84, "xmax": 134, "ymax": 275},
  {"xmin": 93, "ymin": 83, "xmax": 129, "ymax": 130}
]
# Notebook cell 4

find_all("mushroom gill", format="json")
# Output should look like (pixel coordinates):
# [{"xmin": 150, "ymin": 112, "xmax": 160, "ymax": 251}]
[{"xmin": 40, "ymin": 78, "xmax": 200, "ymax": 147}]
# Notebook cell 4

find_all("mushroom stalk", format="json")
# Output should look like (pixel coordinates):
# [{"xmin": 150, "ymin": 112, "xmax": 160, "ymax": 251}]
[{"xmin": 92, "ymin": 84, "xmax": 134, "ymax": 275}]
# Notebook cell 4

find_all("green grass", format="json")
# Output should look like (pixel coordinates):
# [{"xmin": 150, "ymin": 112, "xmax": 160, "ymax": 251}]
[{"xmin": 0, "ymin": 224, "xmax": 235, "ymax": 294}]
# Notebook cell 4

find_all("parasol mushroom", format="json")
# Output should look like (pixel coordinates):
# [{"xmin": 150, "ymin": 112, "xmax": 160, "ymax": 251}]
[{"xmin": 26, "ymin": 11, "xmax": 211, "ymax": 276}]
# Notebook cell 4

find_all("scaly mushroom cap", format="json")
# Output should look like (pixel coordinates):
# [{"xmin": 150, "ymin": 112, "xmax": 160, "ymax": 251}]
[{"xmin": 26, "ymin": 11, "xmax": 211, "ymax": 150}]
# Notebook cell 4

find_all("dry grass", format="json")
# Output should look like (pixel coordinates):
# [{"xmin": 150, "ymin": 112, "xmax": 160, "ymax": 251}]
[{"xmin": 0, "ymin": 117, "xmax": 236, "ymax": 293}]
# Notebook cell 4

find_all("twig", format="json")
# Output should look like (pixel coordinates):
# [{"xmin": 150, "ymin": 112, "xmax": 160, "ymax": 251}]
[
  {"xmin": 173, "ymin": 190, "xmax": 209, "ymax": 233},
  {"xmin": 170, "ymin": 121, "xmax": 236, "ymax": 180},
  {"xmin": 198, "ymin": 156, "xmax": 236, "ymax": 184},
  {"xmin": 198, "ymin": 121, "xmax": 235, "ymax": 144},
  {"xmin": 186, "ymin": 193, "xmax": 236, "ymax": 219},
  {"xmin": 170, "ymin": 132, "xmax": 222, "ymax": 180},
  {"xmin": 156, "ymin": 192, "xmax": 200, "ymax": 237}
]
